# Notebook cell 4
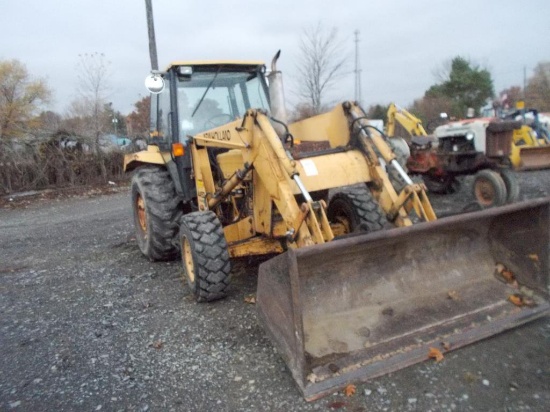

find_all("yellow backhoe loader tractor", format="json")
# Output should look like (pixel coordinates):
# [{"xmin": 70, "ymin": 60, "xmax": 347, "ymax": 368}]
[
  {"xmin": 387, "ymin": 104, "xmax": 521, "ymax": 208},
  {"xmin": 504, "ymin": 106, "xmax": 550, "ymax": 170},
  {"xmin": 124, "ymin": 55, "xmax": 550, "ymax": 400}
]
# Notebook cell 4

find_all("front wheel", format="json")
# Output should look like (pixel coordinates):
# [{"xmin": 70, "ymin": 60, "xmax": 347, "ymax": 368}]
[
  {"xmin": 472, "ymin": 169, "xmax": 507, "ymax": 208},
  {"xmin": 327, "ymin": 186, "xmax": 386, "ymax": 235},
  {"xmin": 179, "ymin": 211, "xmax": 231, "ymax": 302}
]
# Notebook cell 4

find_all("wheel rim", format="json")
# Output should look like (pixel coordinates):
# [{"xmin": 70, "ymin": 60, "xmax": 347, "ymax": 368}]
[
  {"xmin": 331, "ymin": 205, "xmax": 353, "ymax": 235},
  {"xmin": 475, "ymin": 178, "xmax": 496, "ymax": 207},
  {"xmin": 181, "ymin": 236, "xmax": 195, "ymax": 283},
  {"xmin": 136, "ymin": 194, "xmax": 147, "ymax": 233}
]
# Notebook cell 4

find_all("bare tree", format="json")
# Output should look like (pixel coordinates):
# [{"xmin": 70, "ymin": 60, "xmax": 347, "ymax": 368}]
[
  {"xmin": 69, "ymin": 53, "xmax": 112, "ymax": 178},
  {"xmin": 295, "ymin": 23, "xmax": 348, "ymax": 115},
  {"xmin": 525, "ymin": 62, "xmax": 550, "ymax": 111}
]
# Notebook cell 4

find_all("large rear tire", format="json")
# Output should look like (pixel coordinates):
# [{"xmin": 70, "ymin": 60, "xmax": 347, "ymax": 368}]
[
  {"xmin": 499, "ymin": 168, "xmax": 520, "ymax": 203},
  {"xmin": 327, "ymin": 186, "xmax": 386, "ymax": 235},
  {"xmin": 131, "ymin": 166, "xmax": 182, "ymax": 261},
  {"xmin": 472, "ymin": 169, "xmax": 507, "ymax": 208},
  {"xmin": 179, "ymin": 211, "xmax": 231, "ymax": 302}
]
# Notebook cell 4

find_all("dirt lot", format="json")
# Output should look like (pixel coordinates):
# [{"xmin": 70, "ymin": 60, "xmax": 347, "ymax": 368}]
[{"xmin": 1, "ymin": 171, "xmax": 549, "ymax": 411}]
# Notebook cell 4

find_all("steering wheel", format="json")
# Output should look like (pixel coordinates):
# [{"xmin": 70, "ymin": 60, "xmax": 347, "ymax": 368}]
[{"xmin": 203, "ymin": 114, "xmax": 234, "ymax": 130}]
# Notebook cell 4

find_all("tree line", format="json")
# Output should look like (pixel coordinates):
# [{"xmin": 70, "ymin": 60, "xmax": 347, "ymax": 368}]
[
  {"xmin": 0, "ymin": 54, "xmax": 149, "ymax": 195},
  {"xmin": 1, "ymin": 28, "xmax": 549, "ymax": 194}
]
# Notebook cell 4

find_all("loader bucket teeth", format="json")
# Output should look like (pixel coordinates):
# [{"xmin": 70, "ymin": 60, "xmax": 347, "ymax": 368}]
[{"xmin": 257, "ymin": 198, "xmax": 550, "ymax": 401}]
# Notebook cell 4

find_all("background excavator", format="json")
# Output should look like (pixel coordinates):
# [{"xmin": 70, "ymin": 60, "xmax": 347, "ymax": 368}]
[
  {"xmin": 386, "ymin": 103, "xmax": 521, "ymax": 208},
  {"xmin": 124, "ymin": 55, "xmax": 550, "ymax": 400}
]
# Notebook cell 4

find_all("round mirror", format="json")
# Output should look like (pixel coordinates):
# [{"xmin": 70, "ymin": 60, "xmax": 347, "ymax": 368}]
[{"xmin": 145, "ymin": 74, "xmax": 165, "ymax": 94}]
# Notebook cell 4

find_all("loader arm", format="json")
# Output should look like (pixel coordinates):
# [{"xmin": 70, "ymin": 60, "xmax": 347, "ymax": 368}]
[{"xmin": 191, "ymin": 110, "xmax": 334, "ymax": 249}]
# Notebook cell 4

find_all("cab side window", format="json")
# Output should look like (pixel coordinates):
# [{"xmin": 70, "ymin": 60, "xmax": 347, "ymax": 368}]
[{"xmin": 157, "ymin": 77, "xmax": 171, "ymax": 144}]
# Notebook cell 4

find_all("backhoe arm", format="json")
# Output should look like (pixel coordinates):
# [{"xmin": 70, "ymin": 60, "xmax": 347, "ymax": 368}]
[
  {"xmin": 386, "ymin": 102, "xmax": 428, "ymax": 137},
  {"xmin": 345, "ymin": 102, "xmax": 436, "ymax": 224}
]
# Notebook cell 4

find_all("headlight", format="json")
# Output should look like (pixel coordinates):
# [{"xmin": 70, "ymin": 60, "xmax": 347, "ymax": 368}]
[
  {"xmin": 466, "ymin": 131, "xmax": 475, "ymax": 141},
  {"xmin": 178, "ymin": 66, "xmax": 193, "ymax": 76}
]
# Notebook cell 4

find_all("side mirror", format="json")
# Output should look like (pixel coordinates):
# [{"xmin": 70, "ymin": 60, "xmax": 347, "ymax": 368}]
[{"xmin": 145, "ymin": 73, "xmax": 165, "ymax": 94}]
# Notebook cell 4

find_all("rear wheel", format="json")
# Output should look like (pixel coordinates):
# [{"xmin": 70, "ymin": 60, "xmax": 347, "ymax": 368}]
[
  {"xmin": 131, "ymin": 166, "xmax": 182, "ymax": 260},
  {"xmin": 327, "ymin": 186, "xmax": 386, "ymax": 235},
  {"xmin": 179, "ymin": 211, "xmax": 231, "ymax": 302},
  {"xmin": 472, "ymin": 169, "xmax": 507, "ymax": 208},
  {"xmin": 499, "ymin": 168, "xmax": 520, "ymax": 203}
]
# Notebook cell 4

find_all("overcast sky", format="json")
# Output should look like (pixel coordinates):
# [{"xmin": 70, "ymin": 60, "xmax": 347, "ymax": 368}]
[{"xmin": 2, "ymin": 0, "xmax": 549, "ymax": 117}]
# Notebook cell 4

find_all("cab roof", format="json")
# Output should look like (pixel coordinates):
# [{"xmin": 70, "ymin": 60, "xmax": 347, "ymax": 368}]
[{"xmin": 166, "ymin": 60, "xmax": 264, "ymax": 71}]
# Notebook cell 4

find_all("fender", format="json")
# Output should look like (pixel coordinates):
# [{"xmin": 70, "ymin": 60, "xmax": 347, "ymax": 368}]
[{"xmin": 123, "ymin": 145, "xmax": 171, "ymax": 172}]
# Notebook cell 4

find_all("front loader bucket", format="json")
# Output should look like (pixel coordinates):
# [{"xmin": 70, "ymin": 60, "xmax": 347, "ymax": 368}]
[
  {"xmin": 257, "ymin": 198, "xmax": 550, "ymax": 401},
  {"xmin": 517, "ymin": 146, "xmax": 550, "ymax": 170}
]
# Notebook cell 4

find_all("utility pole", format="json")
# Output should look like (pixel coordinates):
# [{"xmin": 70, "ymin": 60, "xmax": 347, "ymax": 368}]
[
  {"xmin": 354, "ymin": 30, "xmax": 362, "ymax": 106},
  {"xmin": 145, "ymin": 0, "xmax": 159, "ymax": 70},
  {"xmin": 523, "ymin": 66, "xmax": 527, "ymax": 102}
]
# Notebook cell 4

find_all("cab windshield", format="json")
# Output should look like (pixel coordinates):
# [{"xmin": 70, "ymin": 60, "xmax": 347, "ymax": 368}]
[{"xmin": 177, "ymin": 67, "xmax": 269, "ymax": 136}]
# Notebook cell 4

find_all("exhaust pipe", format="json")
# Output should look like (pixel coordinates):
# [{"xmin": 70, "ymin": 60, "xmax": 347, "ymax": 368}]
[{"xmin": 267, "ymin": 50, "xmax": 288, "ymax": 139}]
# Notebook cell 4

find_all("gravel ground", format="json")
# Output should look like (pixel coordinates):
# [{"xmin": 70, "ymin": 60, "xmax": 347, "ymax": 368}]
[{"xmin": 1, "ymin": 170, "xmax": 549, "ymax": 411}]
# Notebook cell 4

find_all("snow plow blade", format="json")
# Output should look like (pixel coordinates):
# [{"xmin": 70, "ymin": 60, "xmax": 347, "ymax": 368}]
[
  {"xmin": 516, "ymin": 146, "xmax": 550, "ymax": 170},
  {"xmin": 257, "ymin": 198, "xmax": 550, "ymax": 401}
]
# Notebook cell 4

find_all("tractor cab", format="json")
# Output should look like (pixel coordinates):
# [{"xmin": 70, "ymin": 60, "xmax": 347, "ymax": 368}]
[{"xmin": 147, "ymin": 61, "xmax": 269, "ymax": 149}]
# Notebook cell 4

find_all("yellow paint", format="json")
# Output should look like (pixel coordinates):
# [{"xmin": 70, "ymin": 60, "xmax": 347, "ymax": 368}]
[
  {"xmin": 223, "ymin": 218, "xmax": 255, "ymax": 243},
  {"xmin": 123, "ymin": 145, "xmax": 170, "ymax": 172},
  {"xmin": 227, "ymin": 236, "xmax": 284, "ymax": 258}
]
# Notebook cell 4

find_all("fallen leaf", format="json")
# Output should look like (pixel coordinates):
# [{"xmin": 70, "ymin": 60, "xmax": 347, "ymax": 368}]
[
  {"xmin": 447, "ymin": 290, "xmax": 459, "ymax": 301},
  {"xmin": 344, "ymin": 384, "xmax": 356, "ymax": 397},
  {"xmin": 428, "ymin": 347, "xmax": 444, "ymax": 362},
  {"xmin": 528, "ymin": 254, "xmax": 539, "ymax": 262},
  {"xmin": 501, "ymin": 270, "xmax": 515, "ymax": 283},
  {"xmin": 508, "ymin": 294, "xmax": 524, "ymax": 307},
  {"xmin": 441, "ymin": 341, "xmax": 451, "ymax": 351},
  {"xmin": 150, "ymin": 340, "xmax": 163, "ymax": 349},
  {"xmin": 244, "ymin": 295, "xmax": 256, "ymax": 304},
  {"xmin": 495, "ymin": 264, "xmax": 516, "ymax": 284}
]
